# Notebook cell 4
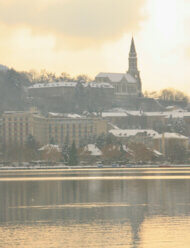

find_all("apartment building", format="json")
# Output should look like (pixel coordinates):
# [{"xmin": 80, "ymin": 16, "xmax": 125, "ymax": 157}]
[
  {"xmin": 46, "ymin": 113, "xmax": 107, "ymax": 147},
  {"xmin": 2, "ymin": 110, "xmax": 36, "ymax": 146},
  {"xmin": 1, "ymin": 110, "xmax": 108, "ymax": 147}
]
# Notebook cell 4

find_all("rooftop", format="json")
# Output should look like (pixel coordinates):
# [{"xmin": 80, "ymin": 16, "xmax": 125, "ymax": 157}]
[
  {"xmin": 48, "ymin": 112, "xmax": 83, "ymax": 119},
  {"xmin": 109, "ymin": 129, "xmax": 158, "ymax": 138},
  {"xmin": 153, "ymin": 132, "xmax": 189, "ymax": 140},
  {"xmin": 29, "ymin": 81, "xmax": 78, "ymax": 89},
  {"xmin": 29, "ymin": 81, "xmax": 114, "ymax": 89},
  {"xmin": 96, "ymin": 72, "xmax": 137, "ymax": 83},
  {"xmin": 84, "ymin": 144, "xmax": 102, "ymax": 156},
  {"xmin": 88, "ymin": 82, "xmax": 114, "ymax": 89}
]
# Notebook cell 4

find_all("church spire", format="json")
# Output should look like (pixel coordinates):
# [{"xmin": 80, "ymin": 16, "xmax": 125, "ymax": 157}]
[
  {"xmin": 129, "ymin": 37, "xmax": 136, "ymax": 55},
  {"xmin": 127, "ymin": 37, "xmax": 142, "ymax": 96},
  {"xmin": 128, "ymin": 37, "xmax": 138, "ymax": 74}
]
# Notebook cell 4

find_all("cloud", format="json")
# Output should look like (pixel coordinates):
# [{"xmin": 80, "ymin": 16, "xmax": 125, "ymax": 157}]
[{"xmin": 0, "ymin": 0, "xmax": 146, "ymax": 49}]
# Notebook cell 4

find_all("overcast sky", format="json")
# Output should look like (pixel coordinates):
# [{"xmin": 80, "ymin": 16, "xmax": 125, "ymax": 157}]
[{"xmin": 0, "ymin": 0, "xmax": 188, "ymax": 93}]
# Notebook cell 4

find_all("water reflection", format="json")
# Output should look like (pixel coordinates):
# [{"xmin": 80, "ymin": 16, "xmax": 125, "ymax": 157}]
[{"xmin": 0, "ymin": 168, "xmax": 190, "ymax": 247}]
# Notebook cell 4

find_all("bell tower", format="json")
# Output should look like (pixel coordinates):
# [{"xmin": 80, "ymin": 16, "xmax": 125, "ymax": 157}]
[{"xmin": 127, "ymin": 37, "xmax": 142, "ymax": 96}]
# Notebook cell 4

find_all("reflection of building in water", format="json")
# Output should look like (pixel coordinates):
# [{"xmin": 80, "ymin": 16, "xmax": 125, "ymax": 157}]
[{"xmin": 1, "ymin": 174, "xmax": 190, "ymax": 247}]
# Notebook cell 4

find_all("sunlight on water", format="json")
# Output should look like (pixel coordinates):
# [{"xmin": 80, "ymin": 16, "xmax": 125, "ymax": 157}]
[
  {"xmin": 0, "ymin": 217, "xmax": 190, "ymax": 248},
  {"xmin": 0, "ymin": 223, "xmax": 132, "ymax": 248},
  {"xmin": 0, "ymin": 168, "xmax": 190, "ymax": 247},
  {"xmin": 1, "ymin": 175, "xmax": 190, "ymax": 181},
  {"xmin": 9, "ymin": 202, "xmax": 149, "ymax": 209}
]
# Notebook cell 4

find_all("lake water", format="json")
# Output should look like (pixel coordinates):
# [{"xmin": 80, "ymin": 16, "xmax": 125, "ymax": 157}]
[{"xmin": 0, "ymin": 168, "xmax": 190, "ymax": 248}]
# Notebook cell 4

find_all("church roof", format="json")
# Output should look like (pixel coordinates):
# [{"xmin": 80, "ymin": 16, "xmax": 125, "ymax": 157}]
[{"xmin": 95, "ymin": 72, "xmax": 136, "ymax": 83}]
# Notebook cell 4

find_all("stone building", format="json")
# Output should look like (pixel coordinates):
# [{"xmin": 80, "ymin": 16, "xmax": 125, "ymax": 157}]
[
  {"xmin": 1, "ymin": 110, "xmax": 108, "ymax": 147},
  {"xmin": 28, "ymin": 81, "xmax": 77, "ymax": 98},
  {"xmin": 95, "ymin": 37, "xmax": 142, "ymax": 99},
  {"xmin": 2, "ymin": 109, "xmax": 40, "ymax": 146},
  {"xmin": 45, "ymin": 113, "xmax": 107, "ymax": 147},
  {"xmin": 109, "ymin": 129, "xmax": 158, "ymax": 147},
  {"xmin": 28, "ymin": 81, "xmax": 114, "ymax": 112},
  {"xmin": 153, "ymin": 132, "xmax": 189, "ymax": 157}
]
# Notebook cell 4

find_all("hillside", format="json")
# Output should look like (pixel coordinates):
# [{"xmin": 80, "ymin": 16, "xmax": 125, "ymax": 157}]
[{"xmin": 0, "ymin": 69, "xmax": 31, "ymax": 113}]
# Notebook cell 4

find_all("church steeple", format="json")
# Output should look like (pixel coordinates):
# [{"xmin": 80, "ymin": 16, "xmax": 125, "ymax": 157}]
[
  {"xmin": 127, "ymin": 37, "xmax": 142, "ymax": 96},
  {"xmin": 129, "ymin": 37, "xmax": 137, "ymax": 55},
  {"xmin": 128, "ymin": 37, "xmax": 138, "ymax": 74}
]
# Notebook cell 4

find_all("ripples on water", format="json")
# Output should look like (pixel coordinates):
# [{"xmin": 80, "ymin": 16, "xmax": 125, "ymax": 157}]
[{"xmin": 0, "ymin": 168, "xmax": 190, "ymax": 247}]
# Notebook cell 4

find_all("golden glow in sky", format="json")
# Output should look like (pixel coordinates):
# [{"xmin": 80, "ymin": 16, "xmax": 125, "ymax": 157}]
[{"xmin": 0, "ymin": 0, "xmax": 188, "ymax": 93}]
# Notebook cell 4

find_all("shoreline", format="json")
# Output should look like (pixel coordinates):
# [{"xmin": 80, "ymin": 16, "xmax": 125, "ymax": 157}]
[{"xmin": 0, "ymin": 164, "xmax": 190, "ymax": 170}]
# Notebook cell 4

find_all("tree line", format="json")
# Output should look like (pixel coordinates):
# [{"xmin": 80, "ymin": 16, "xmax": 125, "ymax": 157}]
[{"xmin": 144, "ymin": 88, "xmax": 189, "ymax": 102}]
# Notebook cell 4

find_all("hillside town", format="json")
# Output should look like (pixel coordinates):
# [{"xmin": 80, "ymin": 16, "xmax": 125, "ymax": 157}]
[{"xmin": 0, "ymin": 38, "xmax": 189, "ymax": 166}]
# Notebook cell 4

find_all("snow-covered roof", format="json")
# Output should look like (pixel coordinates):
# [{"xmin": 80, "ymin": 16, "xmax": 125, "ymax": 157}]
[
  {"xmin": 84, "ymin": 144, "xmax": 102, "ymax": 156},
  {"xmin": 144, "ymin": 112, "xmax": 166, "ymax": 117},
  {"xmin": 144, "ymin": 110, "xmax": 190, "ymax": 118},
  {"xmin": 0, "ymin": 64, "xmax": 9, "ymax": 71},
  {"xmin": 109, "ymin": 129, "xmax": 158, "ymax": 138},
  {"xmin": 88, "ymin": 82, "xmax": 114, "ymax": 89},
  {"xmin": 29, "ymin": 80, "xmax": 115, "ymax": 90},
  {"xmin": 122, "ymin": 145, "xmax": 134, "ymax": 154},
  {"xmin": 48, "ymin": 112, "xmax": 82, "ymax": 119},
  {"xmin": 153, "ymin": 150, "xmax": 163, "ymax": 156},
  {"xmin": 126, "ymin": 111, "xmax": 144, "ymax": 116},
  {"xmin": 96, "ymin": 72, "xmax": 136, "ymax": 83},
  {"xmin": 102, "ymin": 112, "xmax": 128, "ymax": 118},
  {"xmin": 102, "ymin": 109, "xmax": 190, "ymax": 118},
  {"xmin": 67, "ymin": 114, "xmax": 83, "ymax": 118},
  {"xmin": 165, "ymin": 111, "xmax": 190, "ymax": 119},
  {"xmin": 108, "ymin": 122, "xmax": 120, "ymax": 130},
  {"xmin": 29, "ymin": 81, "xmax": 78, "ymax": 89},
  {"xmin": 153, "ymin": 132, "xmax": 189, "ymax": 140},
  {"xmin": 39, "ymin": 144, "xmax": 61, "ymax": 152}
]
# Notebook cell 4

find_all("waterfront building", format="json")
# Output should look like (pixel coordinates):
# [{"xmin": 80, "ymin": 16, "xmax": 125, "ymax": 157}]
[
  {"xmin": 46, "ymin": 113, "xmax": 107, "ymax": 147},
  {"xmin": 109, "ymin": 129, "xmax": 158, "ymax": 147},
  {"xmin": 2, "ymin": 109, "xmax": 41, "ymax": 146},
  {"xmin": 2, "ymin": 110, "xmax": 108, "ymax": 147},
  {"xmin": 153, "ymin": 132, "xmax": 189, "ymax": 156}
]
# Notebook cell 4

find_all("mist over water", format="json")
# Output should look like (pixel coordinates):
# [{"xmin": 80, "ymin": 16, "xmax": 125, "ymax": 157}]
[{"xmin": 0, "ymin": 168, "xmax": 190, "ymax": 248}]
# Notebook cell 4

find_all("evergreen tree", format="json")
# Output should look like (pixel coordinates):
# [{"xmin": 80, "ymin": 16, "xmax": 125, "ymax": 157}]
[
  {"xmin": 68, "ymin": 141, "xmax": 78, "ymax": 165},
  {"xmin": 50, "ymin": 137, "xmax": 55, "ymax": 144},
  {"xmin": 61, "ymin": 145, "xmax": 69, "ymax": 163}
]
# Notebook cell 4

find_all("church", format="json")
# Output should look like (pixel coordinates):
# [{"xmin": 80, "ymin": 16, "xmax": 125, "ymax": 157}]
[{"xmin": 95, "ymin": 37, "xmax": 142, "ymax": 98}]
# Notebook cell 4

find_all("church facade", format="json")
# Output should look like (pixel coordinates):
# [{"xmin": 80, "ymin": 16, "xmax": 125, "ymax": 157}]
[{"xmin": 95, "ymin": 38, "xmax": 142, "ymax": 98}]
